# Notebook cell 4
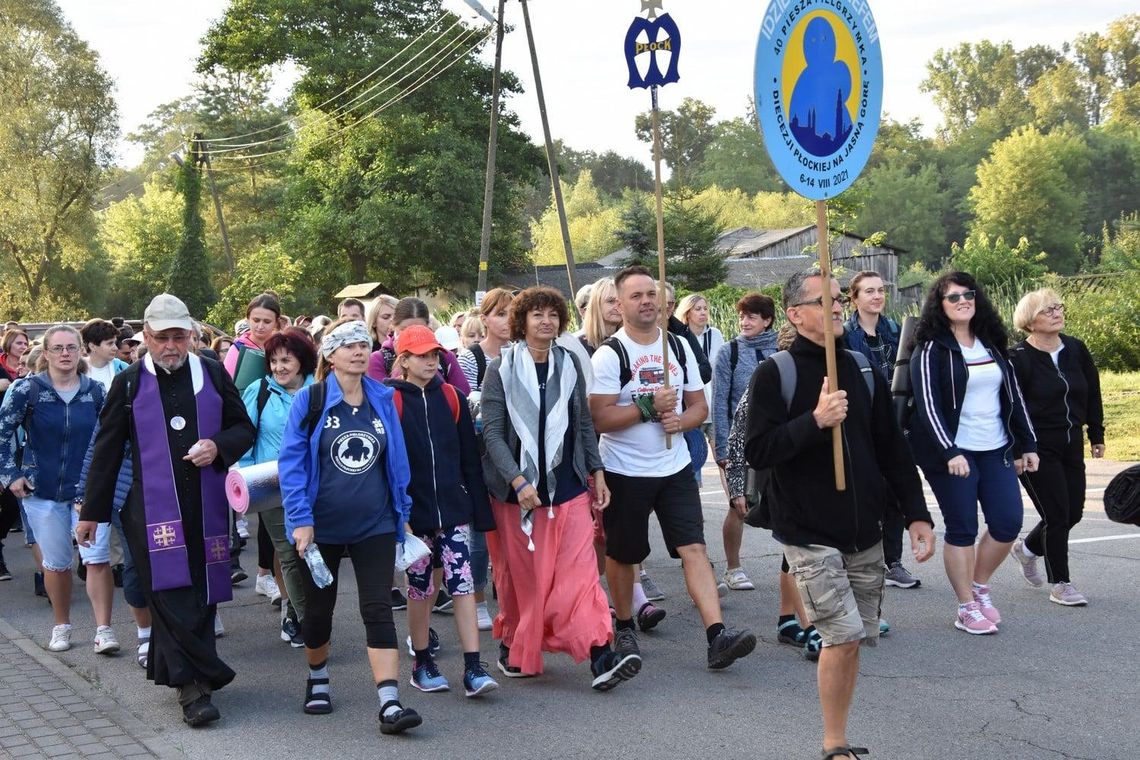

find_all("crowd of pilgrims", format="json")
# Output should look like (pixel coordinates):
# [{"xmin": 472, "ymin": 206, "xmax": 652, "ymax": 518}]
[{"xmin": 0, "ymin": 267, "xmax": 1103, "ymax": 748}]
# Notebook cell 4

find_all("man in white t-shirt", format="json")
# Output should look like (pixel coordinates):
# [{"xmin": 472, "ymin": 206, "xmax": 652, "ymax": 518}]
[
  {"xmin": 81, "ymin": 319, "xmax": 129, "ymax": 392},
  {"xmin": 590, "ymin": 266, "xmax": 756, "ymax": 670}
]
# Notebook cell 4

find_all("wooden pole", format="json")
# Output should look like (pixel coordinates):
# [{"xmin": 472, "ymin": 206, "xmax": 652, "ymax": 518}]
[
  {"xmin": 651, "ymin": 86, "xmax": 672, "ymax": 449},
  {"xmin": 196, "ymin": 133, "xmax": 234, "ymax": 274},
  {"xmin": 519, "ymin": 0, "xmax": 576, "ymax": 297},
  {"xmin": 476, "ymin": 0, "xmax": 507, "ymax": 295},
  {"xmin": 816, "ymin": 200, "xmax": 845, "ymax": 491}
]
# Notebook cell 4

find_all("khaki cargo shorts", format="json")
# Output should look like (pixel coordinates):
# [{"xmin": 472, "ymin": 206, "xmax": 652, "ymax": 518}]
[{"xmin": 783, "ymin": 541, "xmax": 885, "ymax": 648}]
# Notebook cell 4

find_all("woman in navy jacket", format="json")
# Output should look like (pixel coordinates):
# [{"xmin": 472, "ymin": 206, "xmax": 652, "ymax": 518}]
[
  {"xmin": 1007, "ymin": 288, "xmax": 1104, "ymax": 607},
  {"xmin": 278, "ymin": 320, "xmax": 420, "ymax": 734},
  {"xmin": 386, "ymin": 325, "xmax": 497, "ymax": 699},
  {"xmin": 908, "ymin": 272, "xmax": 1037, "ymax": 635}
]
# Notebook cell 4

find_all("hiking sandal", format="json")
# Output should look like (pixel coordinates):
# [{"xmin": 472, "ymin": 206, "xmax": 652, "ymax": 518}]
[{"xmin": 303, "ymin": 677, "xmax": 332, "ymax": 714}]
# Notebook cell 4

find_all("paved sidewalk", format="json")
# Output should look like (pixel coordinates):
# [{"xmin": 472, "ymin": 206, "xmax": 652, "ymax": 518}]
[{"xmin": 0, "ymin": 617, "xmax": 183, "ymax": 760}]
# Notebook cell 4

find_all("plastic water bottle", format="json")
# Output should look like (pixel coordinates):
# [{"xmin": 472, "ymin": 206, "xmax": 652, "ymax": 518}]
[{"xmin": 303, "ymin": 544, "xmax": 334, "ymax": 588}]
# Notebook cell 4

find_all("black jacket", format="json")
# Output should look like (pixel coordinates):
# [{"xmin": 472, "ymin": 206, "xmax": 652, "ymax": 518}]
[
  {"xmin": 745, "ymin": 335, "xmax": 931, "ymax": 552},
  {"xmin": 908, "ymin": 332, "xmax": 1037, "ymax": 471},
  {"xmin": 384, "ymin": 375, "xmax": 493, "ymax": 534},
  {"xmin": 1008, "ymin": 334, "xmax": 1104, "ymax": 447}
]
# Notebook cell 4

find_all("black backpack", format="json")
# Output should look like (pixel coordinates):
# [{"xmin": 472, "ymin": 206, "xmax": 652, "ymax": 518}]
[
  {"xmin": 469, "ymin": 344, "xmax": 488, "ymax": 388},
  {"xmin": 743, "ymin": 350, "xmax": 875, "ymax": 528}
]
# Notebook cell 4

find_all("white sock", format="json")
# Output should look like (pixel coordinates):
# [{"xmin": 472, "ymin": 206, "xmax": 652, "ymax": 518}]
[
  {"xmin": 632, "ymin": 582, "xmax": 649, "ymax": 611},
  {"xmin": 1021, "ymin": 542, "xmax": 1036, "ymax": 558},
  {"xmin": 137, "ymin": 626, "xmax": 151, "ymax": 640}
]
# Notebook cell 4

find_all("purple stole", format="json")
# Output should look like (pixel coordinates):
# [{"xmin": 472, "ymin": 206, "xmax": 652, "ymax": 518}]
[{"xmin": 133, "ymin": 357, "xmax": 232, "ymax": 605}]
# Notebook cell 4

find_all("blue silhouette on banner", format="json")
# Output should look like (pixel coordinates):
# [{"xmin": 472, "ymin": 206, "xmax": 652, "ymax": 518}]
[
  {"xmin": 788, "ymin": 17, "xmax": 852, "ymax": 157},
  {"xmin": 625, "ymin": 14, "xmax": 681, "ymax": 89}
]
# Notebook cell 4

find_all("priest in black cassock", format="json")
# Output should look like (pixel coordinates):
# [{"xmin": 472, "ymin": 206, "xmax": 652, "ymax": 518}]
[{"xmin": 77, "ymin": 293, "xmax": 255, "ymax": 727}]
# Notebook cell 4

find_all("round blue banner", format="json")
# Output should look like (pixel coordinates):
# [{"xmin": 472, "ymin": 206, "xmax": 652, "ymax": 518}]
[{"xmin": 754, "ymin": 0, "xmax": 883, "ymax": 200}]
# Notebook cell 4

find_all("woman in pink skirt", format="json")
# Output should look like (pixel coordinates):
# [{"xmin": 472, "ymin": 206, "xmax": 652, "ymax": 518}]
[{"xmin": 480, "ymin": 287, "xmax": 639, "ymax": 691}]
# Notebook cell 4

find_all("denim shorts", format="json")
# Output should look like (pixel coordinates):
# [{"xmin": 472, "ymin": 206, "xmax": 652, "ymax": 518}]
[
  {"xmin": 77, "ymin": 520, "xmax": 113, "ymax": 565},
  {"xmin": 783, "ymin": 541, "xmax": 885, "ymax": 648},
  {"xmin": 21, "ymin": 496, "xmax": 77, "ymax": 572}
]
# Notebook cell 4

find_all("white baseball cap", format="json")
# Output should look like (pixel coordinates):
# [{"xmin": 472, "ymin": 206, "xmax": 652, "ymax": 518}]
[{"xmin": 143, "ymin": 294, "xmax": 194, "ymax": 332}]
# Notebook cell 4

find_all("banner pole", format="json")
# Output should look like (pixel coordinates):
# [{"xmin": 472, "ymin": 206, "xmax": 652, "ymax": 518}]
[{"xmin": 816, "ymin": 200, "xmax": 845, "ymax": 490}]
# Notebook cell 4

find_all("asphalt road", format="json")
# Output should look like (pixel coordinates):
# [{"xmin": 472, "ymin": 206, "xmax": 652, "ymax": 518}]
[{"xmin": 0, "ymin": 459, "xmax": 1134, "ymax": 760}]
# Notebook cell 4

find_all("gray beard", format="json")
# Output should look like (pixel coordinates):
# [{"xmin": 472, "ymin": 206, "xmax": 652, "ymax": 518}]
[{"xmin": 154, "ymin": 356, "xmax": 187, "ymax": 373}]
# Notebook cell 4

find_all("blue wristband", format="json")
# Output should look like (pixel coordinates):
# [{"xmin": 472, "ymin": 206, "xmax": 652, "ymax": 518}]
[{"xmin": 514, "ymin": 481, "xmax": 529, "ymax": 495}]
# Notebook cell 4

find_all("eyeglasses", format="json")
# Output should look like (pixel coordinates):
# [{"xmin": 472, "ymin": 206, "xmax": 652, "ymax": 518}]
[
  {"xmin": 45, "ymin": 344, "xmax": 80, "ymax": 355},
  {"xmin": 791, "ymin": 294, "xmax": 850, "ymax": 308},
  {"xmin": 943, "ymin": 290, "xmax": 976, "ymax": 304},
  {"xmin": 1040, "ymin": 303, "xmax": 1064, "ymax": 316}
]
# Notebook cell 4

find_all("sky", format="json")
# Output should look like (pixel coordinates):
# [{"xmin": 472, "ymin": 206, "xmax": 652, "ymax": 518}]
[{"xmin": 54, "ymin": 0, "xmax": 1135, "ymax": 169}]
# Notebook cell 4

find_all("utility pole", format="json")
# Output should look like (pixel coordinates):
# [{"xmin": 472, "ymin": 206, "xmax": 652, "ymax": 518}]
[
  {"xmin": 519, "ymin": 0, "xmax": 576, "ymax": 297},
  {"xmin": 193, "ymin": 132, "xmax": 235, "ymax": 274},
  {"xmin": 476, "ymin": 0, "xmax": 507, "ymax": 298}
]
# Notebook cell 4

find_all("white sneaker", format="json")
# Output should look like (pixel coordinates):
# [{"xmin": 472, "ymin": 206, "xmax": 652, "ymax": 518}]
[
  {"xmin": 93, "ymin": 625, "xmax": 120, "ymax": 655},
  {"xmin": 236, "ymin": 519, "xmax": 250, "ymax": 539},
  {"xmin": 255, "ymin": 574, "xmax": 281, "ymax": 603},
  {"xmin": 48, "ymin": 624, "xmax": 72, "ymax": 652},
  {"xmin": 723, "ymin": 567, "xmax": 755, "ymax": 591},
  {"xmin": 476, "ymin": 602, "xmax": 493, "ymax": 631},
  {"xmin": 214, "ymin": 613, "xmax": 225, "ymax": 638}
]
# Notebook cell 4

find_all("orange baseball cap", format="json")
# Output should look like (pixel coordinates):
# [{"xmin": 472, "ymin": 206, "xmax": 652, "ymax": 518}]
[{"xmin": 396, "ymin": 324, "xmax": 445, "ymax": 356}]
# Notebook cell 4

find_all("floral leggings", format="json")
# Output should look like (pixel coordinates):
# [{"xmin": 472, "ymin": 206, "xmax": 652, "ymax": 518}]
[{"xmin": 406, "ymin": 524, "xmax": 475, "ymax": 600}]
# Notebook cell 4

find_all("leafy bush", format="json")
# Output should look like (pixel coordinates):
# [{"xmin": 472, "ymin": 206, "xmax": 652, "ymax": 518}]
[
  {"xmin": 1055, "ymin": 271, "xmax": 1140, "ymax": 371},
  {"xmin": 948, "ymin": 232, "xmax": 1048, "ymax": 290}
]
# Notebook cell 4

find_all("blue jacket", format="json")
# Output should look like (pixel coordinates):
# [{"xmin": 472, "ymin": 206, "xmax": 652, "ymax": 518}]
[
  {"xmin": 239, "ymin": 374, "xmax": 316, "ymax": 467},
  {"xmin": 278, "ymin": 374, "xmax": 412, "ymax": 543},
  {"xmin": 385, "ymin": 376, "xmax": 493, "ymax": 534},
  {"xmin": 843, "ymin": 313, "xmax": 900, "ymax": 379},
  {"xmin": 0, "ymin": 373, "xmax": 105, "ymax": 502},
  {"xmin": 711, "ymin": 330, "xmax": 779, "ymax": 461},
  {"xmin": 908, "ymin": 332, "xmax": 1037, "ymax": 471}
]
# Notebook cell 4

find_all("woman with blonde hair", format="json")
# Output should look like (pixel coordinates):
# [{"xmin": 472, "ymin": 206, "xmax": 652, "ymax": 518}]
[
  {"xmin": 366, "ymin": 295, "xmax": 399, "ymax": 352},
  {"xmin": 579, "ymin": 278, "xmax": 622, "ymax": 355},
  {"xmin": 1007, "ymin": 288, "xmax": 1103, "ymax": 606}
]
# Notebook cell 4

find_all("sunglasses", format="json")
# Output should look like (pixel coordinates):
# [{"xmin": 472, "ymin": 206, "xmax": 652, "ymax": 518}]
[{"xmin": 943, "ymin": 290, "xmax": 976, "ymax": 304}]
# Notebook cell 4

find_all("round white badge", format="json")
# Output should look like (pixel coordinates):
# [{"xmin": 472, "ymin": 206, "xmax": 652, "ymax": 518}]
[{"xmin": 170, "ymin": 416, "xmax": 186, "ymax": 431}]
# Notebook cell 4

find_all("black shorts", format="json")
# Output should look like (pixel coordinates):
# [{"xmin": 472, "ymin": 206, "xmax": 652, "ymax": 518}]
[{"xmin": 603, "ymin": 465, "xmax": 705, "ymax": 565}]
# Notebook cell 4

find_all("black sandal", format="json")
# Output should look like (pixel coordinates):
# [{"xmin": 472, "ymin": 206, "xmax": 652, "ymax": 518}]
[
  {"xmin": 303, "ymin": 678, "xmax": 332, "ymax": 714},
  {"xmin": 822, "ymin": 747, "xmax": 868, "ymax": 759},
  {"xmin": 379, "ymin": 700, "xmax": 422, "ymax": 735}
]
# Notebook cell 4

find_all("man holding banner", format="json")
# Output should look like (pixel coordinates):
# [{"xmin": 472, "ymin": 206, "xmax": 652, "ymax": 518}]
[
  {"xmin": 77, "ymin": 294, "xmax": 255, "ymax": 727},
  {"xmin": 745, "ymin": 271, "xmax": 935, "ymax": 760}
]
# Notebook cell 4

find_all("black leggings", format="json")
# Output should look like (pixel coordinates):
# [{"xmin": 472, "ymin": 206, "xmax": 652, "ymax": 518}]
[
  {"xmin": 1020, "ymin": 436, "xmax": 1086, "ymax": 584},
  {"xmin": 298, "ymin": 532, "xmax": 397, "ymax": 650},
  {"xmin": 0, "ymin": 488, "xmax": 19, "ymax": 541},
  {"xmin": 257, "ymin": 516, "xmax": 275, "ymax": 571}
]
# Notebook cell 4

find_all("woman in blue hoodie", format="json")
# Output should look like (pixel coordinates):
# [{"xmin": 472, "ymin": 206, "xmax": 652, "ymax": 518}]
[
  {"xmin": 0, "ymin": 325, "xmax": 105, "ymax": 653},
  {"xmin": 239, "ymin": 327, "xmax": 316, "ymax": 647},
  {"xmin": 386, "ymin": 325, "xmax": 497, "ymax": 699},
  {"xmin": 277, "ymin": 320, "xmax": 420, "ymax": 735}
]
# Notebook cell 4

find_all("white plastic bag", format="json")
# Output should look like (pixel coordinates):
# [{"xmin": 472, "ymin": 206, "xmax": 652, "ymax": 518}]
[{"xmin": 394, "ymin": 533, "xmax": 431, "ymax": 572}]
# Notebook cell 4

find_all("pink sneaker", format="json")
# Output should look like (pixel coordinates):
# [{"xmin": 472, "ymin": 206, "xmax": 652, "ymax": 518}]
[
  {"xmin": 954, "ymin": 602, "xmax": 998, "ymax": 635},
  {"xmin": 972, "ymin": 584, "xmax": 1001, "ymax": 625}
]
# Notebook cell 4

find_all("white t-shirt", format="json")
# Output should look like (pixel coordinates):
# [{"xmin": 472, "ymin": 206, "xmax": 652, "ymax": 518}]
[
  {"xmin": 591, "ymin": 327, "xmax": 705, "ymax": 477},
  {"xmin": 86, "ymin": 362, "xmax": 116, "ymax": 392},
  {"xmin": 955, "ymin": 340, "xmax": 1009, "ymax": 452},
  {"xmin": 693, "ymin": 326, "xmax": 724, "ymax": 423}
]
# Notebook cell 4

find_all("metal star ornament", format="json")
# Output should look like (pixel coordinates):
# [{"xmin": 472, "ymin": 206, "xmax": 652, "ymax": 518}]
[{"xmin": 641, "ymin": 0, "xmax": 663, "ymax": 19}]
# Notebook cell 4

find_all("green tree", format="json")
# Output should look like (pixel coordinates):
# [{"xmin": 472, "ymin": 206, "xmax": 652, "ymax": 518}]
[
  {"xmin": 209, "ymin": 242, "xmax": 305, "ymax": 327},
  {"xmin": 167, "ymin": 153, "xmax": 217, "ymax": 317},
  {"xmin": 1095, "ymin": 213, "xmax": 1140, "ymax": 272},
  {"xmin": 692, "ymin": 117, "xmax": 783, "ymax": 194},
  {"xmin": 200, "ymin": 1, "xmax": 543, "ymax": 295},
  {"xmin": 948, "ymin": 232, "xmax": 1047, "ymax": 289},
  {"xmin": 634, "ymin": 97, "xmax": 717, "ymax": 189},
  {"xmin": 615, "ymin": 193, "xmax": 726, "ymax": 291},
  {"xmin": 969, "ymin": 125, "xmax": 1089, "ymax": 272},
  {"xmin": 0, "ymin": 0, "xmax": 118, "ymax": 314},
  {"xmin": 921, "ymin": 40, "xmax": 1031, "ymax": 138},
  {"xmin": 1028, "ymin": 61, "xmax": 1090, "ymax": 132},
  {"xmin": 530, "ymin": 172, "xmax": 623, "ymax": 265},
  {"xmin": 853, "ymin": 164, "xmax": 952, "ymax": 267},
  {"xmin": 98, "ymin": 183, "xmax": 184, "ymax": 316}
]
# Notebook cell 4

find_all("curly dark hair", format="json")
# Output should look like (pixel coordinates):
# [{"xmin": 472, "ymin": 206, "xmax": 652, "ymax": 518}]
[
  {"xmin": 912, "ymin": 271, "xmax": 1010, "ymax": 357},
  {"xmin": 263, "ymin": 327, "xmax": 318, "ymax": 378},
  {"xmin": 509, "ymin": 287, "xmax": 569, "ymax": 341}
]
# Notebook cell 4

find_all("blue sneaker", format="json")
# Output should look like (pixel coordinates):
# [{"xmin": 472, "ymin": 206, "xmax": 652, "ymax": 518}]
[
  {"xmin": 463, "ymin": 662, "xmax": 499, "ymax": 698},
  {"xmin": 879, "ymin": 618, "xmax": 891, "ymax": 636},
  {"xmin": 410, "ymin": 659, "xmax": 450, "ymax": 693}
]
